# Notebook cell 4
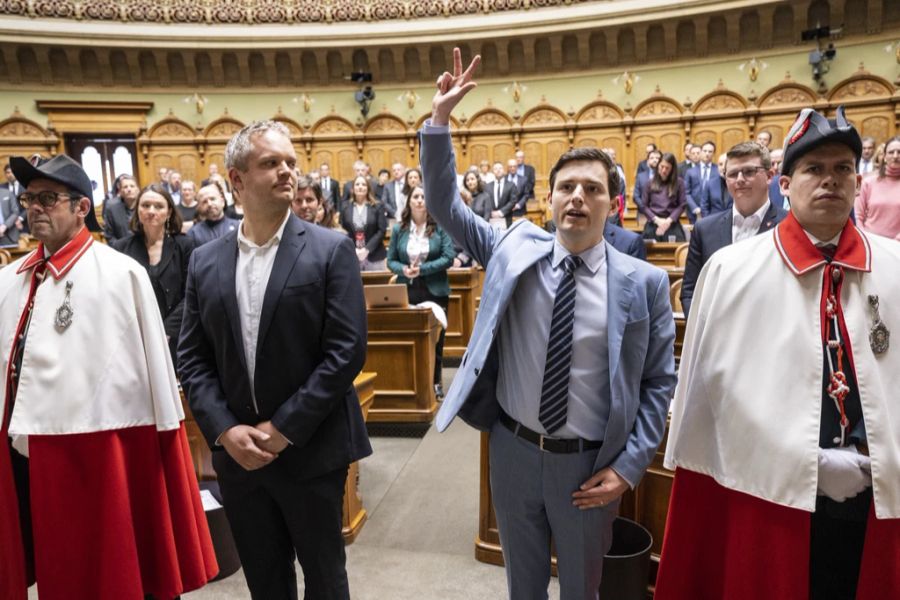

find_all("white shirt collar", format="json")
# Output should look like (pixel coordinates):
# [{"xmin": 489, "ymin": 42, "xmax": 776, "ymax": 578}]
[
  {"xmin": 732, "ymin": 200, "xmax": 770, "ymax": 228},
  {"xmin": 551, "ymin": 237, "xmax": 606, "ymax": 275},
  {"xmin": 237, "ymin": 211, "xmax": 290, "ymax": 251},
  {"xmin": 803, "ymin": 228, "xmax": 842, "ymax": 248}
]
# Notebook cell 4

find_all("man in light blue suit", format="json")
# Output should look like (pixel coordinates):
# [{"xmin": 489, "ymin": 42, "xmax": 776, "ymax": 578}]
[{"xmin": 424, "ymin": 49, "xmax": 676, "ymax": 600}]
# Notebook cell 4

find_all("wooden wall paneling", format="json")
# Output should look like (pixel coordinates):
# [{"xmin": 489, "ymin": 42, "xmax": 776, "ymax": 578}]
[
  {"xmin": 468, "ymin": 142, "xmax": 491, "ymax": 168},
  {"xmin": 312, "ymin": 116, "xmax": 359, "ymax": 182},
  {"xmin": 363, "ymin": 114, "xmax": 410, "ymax": 173},
  {"xmin": 145, "ymin": 115, "xmax": 201, "ymax": 187}
]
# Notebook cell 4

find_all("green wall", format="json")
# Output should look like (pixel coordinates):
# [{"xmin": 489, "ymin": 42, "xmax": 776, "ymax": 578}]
[{"xmin": 1, "ymin": 37, "xmax": 897, "ymax": 130}]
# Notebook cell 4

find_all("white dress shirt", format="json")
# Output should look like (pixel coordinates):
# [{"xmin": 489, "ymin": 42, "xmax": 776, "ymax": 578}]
[
  {"xmin": 496, "ymin": 238, "xmax": 610, "ymax": 440},
  {"xmin": 731, "ymin": 200, "xmax": 771, "ymax": 244},
  {"xmin": 236, "ymin": 212, "xmax": 290, "ymax": 411}
]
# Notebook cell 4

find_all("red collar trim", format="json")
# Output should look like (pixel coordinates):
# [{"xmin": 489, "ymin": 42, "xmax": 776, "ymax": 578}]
[
  {"xmin": 16, "ymin": 227, "xmax": 93, "ymax": 280},
  {"xmin": 774, "ymin": 212, "xmax": 871, "ymax": 276}
]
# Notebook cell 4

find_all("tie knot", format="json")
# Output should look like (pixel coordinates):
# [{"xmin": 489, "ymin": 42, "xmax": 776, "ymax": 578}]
[
  {"xmin": 818, "ymin": 243, "xmax": 838, "ymax": 259},
  {"xmin": 562, "ymin": 255, "xmax": 582, "ymax": 275}
]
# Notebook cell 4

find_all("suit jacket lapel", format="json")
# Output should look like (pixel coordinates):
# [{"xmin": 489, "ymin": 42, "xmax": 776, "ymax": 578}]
[
  {"xmin": 713, "ymin": 210, "xmax": 733, "ymax": 252},
  {"xmin": 157, "ymin": 235, "xmax": 177, "ymax": 274},
  {"xmin": 605, "ymin": 244, "xmax": 636, "ymax": 379},
  {"xmin": 758, "ymin": 202, "xmax": 780, "ymax": 233},
  {"xmin": 217, "ymin": 231, "xmax": 248, "ymax": 373},
  {"xmin": 256, "ymin": 216, "xmax": 306, "ymax": 356}
]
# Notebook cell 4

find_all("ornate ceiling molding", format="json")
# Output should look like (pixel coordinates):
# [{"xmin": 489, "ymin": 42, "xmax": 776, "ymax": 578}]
[{"xmin": 0, "ymin": 0, "xmax": 784, "ymax": 47}]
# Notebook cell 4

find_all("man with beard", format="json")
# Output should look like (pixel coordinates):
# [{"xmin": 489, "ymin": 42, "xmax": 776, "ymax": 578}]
[{"xmin": 187, "ymin": 182, "xmax": 239, "ymax": 246}]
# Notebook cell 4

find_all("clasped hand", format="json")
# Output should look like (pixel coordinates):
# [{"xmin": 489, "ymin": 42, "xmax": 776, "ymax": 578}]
[
  {"xmin": 817, "ymin": 446, "xmax": 872, "ymax": 502},
  {"xmin": 221, "ymin": 421, "xmax": 290, "ymax": 471},
  {"xmin": 572, "ymin": 467, "xmax": 630, "ymax": 510}
]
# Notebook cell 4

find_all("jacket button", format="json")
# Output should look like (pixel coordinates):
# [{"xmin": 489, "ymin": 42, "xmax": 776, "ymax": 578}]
[{"xmin": 245, "ymin": 405, "xmax": 252, "ymax": 412}]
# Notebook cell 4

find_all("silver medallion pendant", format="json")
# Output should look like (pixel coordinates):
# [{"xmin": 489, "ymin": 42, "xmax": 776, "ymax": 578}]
[
  {"xmin": 868, "ymin": 295, "xmax": 889, "ymax": 354},
  {"xmin": 55, "ymin": 280, "xmax": 74, "ymax": 332}
]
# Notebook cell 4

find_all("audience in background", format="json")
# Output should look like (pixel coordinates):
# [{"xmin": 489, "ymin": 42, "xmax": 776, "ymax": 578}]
[
  {"xmin": 167, "ymin": 171, "xmax": 183, "ymax": 204},
  {"xmin": 103, "ymin": 174, "xmax": 140, "ymax": 243},
  {"xmin": 112, "ymin": 183, "xmax": 194, "ymax": 363},
  {"xmin": 685, "ymin": 141, "xmax": 719, "ymax": 222},
  {"xmin": 640, "ymin": 152, "xmax": 687, "ymax": 241},
  {"xmin": 769, "ymin": 148, "xmax": 787, "ymax": 210},
  {"xmin": 856, "ymin": 135, "xmax": 900, "ymax": 240},
  {"xmin": 381, "ymin": 162, "xmax": 406, "ymax": 220},
  {"xmin": 340, "ymin": 175, "xmax": 387, "ymax": 271},
  {"xmin": 755, "ymin": 130, "xmax": 772, "ymax": 149},
  {"xmin": 386, "ymin": 184, "xmax": 455, "ymax": 398},
  {"xmin": 462, "ymin": 170, "xmax": 489, "ymax": 221},
  {"xmin": 177, "ymin": 180, "xmax": 199, "ymax": 232},
  {"xmin": 858, "ymin": 136, "xmax": 876, "ymax": 174},
  {"xmin": 291, "ymin": 175, "xmax": 321, "ymax": 223},
  {"xmin": 188, "ymin": 181, "xmax": 239, "ymax": 246}
]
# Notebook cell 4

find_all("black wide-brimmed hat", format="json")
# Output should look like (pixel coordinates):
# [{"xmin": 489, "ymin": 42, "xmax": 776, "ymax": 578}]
[
  {"xmin": 10, "ymin": 154, "xmax": 100, "ymax": 231},
  {"xmin": 781, "ymin": 105, "xmax": 862, "ymax": 176}
]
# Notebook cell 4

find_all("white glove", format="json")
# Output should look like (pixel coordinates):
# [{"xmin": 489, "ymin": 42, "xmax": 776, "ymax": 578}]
[{"xmin": 817, "ymin": 446, "xmax": 872, "ymax": 502}]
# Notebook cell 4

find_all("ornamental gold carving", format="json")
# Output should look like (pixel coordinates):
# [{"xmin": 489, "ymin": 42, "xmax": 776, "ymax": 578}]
[
  {"xmin": 207, "ymin": 122, "xmax": 243, "ymax": 137},
  {"xmin": 695, "ymin": 94, "xmax": 743, "ymax": 113},
  {"xmin": 762, "ymin": 88, "xmax": 815, "ymax": 107},
  {"xmin": 152, "ymin": 122, "xmax": 194, "ymax": 138},
  {"xmin": 469, "ymin": 112, "xmax": 510, "ymax": 129},
  {"xmin": 523, "ymin": 109, "xmax": 563, "ymax": 126},
  {"xmin": 315, "ymin": 119, "xmax": 354, "ymax": 134},
  {"xmin": 4, "ymin": 0, "xmax": 589, "ymax": 24},
  {"xmin": 635, "ymin": 101, "xmax": 679, "ymax": 117},
  {"xmin": 578, "ymin": 106, "xmax": 619, "ymax": 123},
  {"xmin": 831, "ymin": 80, "xmax": 891, "ymax": 100},
  {"xmin": 366, "ymin": 118, "xmax": 405, "ymax": 133}
]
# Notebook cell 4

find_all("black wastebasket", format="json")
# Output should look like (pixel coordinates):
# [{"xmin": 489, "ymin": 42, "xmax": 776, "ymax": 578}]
[
  {"xmin": 199, "ymin": 481, "xmax": 242, "ymax": 582},
  {"xmin": 599, "ymin": 517, "xmax": 653, "ymax": 599}
]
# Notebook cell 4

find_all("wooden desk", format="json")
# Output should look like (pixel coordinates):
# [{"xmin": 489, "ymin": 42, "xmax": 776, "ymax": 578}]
[
  {"xmin": 664, "ymin": 266, "xmax": 684, "ymax": 286},
  {"xmin": 180, "ymin": 372, "xmax": 378, "ymax": 544},
  {"xmin": 475, "ymin": 313, "xmax": 685, "ymax": 589},
  {"xmin": 364, "ymin": 307, "xmax": 440, "ymax": 423},
  {"xmin": 361, "ymin": 270, "xmax": 393, "ymax": 286},
  {"xmin": 644, "ymin": 241, "xmax": 682, "ymax": 268},
  {"xmin": 445, "ymin": 267, "xmax": 478, "ymax": 359},
  {"xmin": 344, "ymin": 372, "xmax": 376, "ymax": 543}
]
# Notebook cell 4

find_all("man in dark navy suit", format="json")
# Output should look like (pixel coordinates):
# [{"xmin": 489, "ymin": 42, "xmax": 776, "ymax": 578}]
[
  {"xmin": 633, "ymin": 149, "xmax": 661, "ymax": 217},
  {"xmin": 179, "ymin": 120, "xmax": 371, "ymax": 600},
  {"xmin": 684, "ymin": 141, "xmax": 721, "ymax": 222},
  {"xmin": 681, "ymin": 141, "xmax": 787, "ymax": 318}
]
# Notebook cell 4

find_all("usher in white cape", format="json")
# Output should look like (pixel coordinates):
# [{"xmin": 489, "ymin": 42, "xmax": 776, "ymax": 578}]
[
  {"xmin": 0, "ymin": 234, "xmax": 183, "ymax": 441},
  {"xmin": 665, "ymin": 219, "xmax": 900, "ymax": 518}
]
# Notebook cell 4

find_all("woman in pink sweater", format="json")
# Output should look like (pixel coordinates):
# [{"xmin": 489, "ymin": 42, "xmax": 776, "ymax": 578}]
[{"xmin": 856, "ymin": 136, "xmax": 900, "ymax": 241}]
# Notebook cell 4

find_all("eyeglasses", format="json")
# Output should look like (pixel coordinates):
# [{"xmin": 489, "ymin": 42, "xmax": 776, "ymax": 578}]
[
  {"xmin": 17, "ymin": 191, "xmax": 77, "ymax": 210},
  {"xmin": 724, "ymin": 166, "xmax": 767, "ymax": 181}
]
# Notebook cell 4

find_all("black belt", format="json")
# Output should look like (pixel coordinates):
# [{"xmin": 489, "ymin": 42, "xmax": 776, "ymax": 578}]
[{"xmin": 499, "ymin": 411, "xmax": 603, "ymax": 454}]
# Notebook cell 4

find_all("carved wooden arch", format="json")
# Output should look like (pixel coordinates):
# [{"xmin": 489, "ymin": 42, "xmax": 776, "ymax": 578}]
[
  {"xmin": 271, "ymin": 113, "xmax": 304, "ymax": 137},
  {"xmin": 0, "ymin": 110, "xmax": 57, "ymax": 144},
  {"xmin": 202, "ymin": 115, "xmax": 245, "ymax": 141},
  {"xmin": 693, "ymin": 88, "xmax": 748, "ymax": 114},
  {"xmin": 575, "ymin": 100, "xmax": 624, "ymax": 125},
  {"xmin": 521, "ymin": 105, "xmax": 568, "ymax": 128},
  {"xmin": 414, "ymin": 113, "xmax": 462, "ymax": 130},
  {"xmin": 633, "ymin": 95, "xmax": 684, "ymax": 119},
  {"xmin": 828, "ymin": 71, "xmax": 895, "ymax": 103},
  {"xmin": 757, "ymin": 81, "xmax": 818, "ymax": 109},
  {"xmin": 311, "ymin": 115, "xmax": 356, "ymax": 136},
  {"xmin": 363, "ymin": 113, "xmax": 408, "ymax": 135},
  {"xmin": 147, "ymin": 116, "xmax": 197, "ymax": 140},
  {"xmin": 466, "ymin": 108, "xmax": 513, "ymax": 131}
]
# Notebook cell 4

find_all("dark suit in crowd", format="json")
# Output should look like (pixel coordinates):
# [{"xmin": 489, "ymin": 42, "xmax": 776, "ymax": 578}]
[
  {"xmin": 680, "ymin": 201, "xmax": 787, "ymax": 318},
  {"xmin": 339, "ymin": 201, "xmax": 388, "ymax": 265},
  {"xmin": 509, "ymin": 165, "xmax": 535, "ymax": 217},
  {"xmin": 483, "ymin": 179, "xmax": 518, "ymax": 227},
  {"xmin": 701, "ymin": 176, "xmax": 733, "ymax": 216},
  {"xmin": 319, "ymin": 176, "xmax": 341, "ymax": 209},
  {"xmin": 178, "ymin": 214, "xmax": 372, "ymax": 600},
  {"xmin": 685, "ymin": 162, "xmax": 722, "ymax": 222},
  {"xmin": 103, "ymin": 201, "xmax": 134, "ymax": 244},
  {"xmin": 112, "ymin": 233, "xmax": 195, "ymax": 362},
  {"xmin": 0, "ymin": 186, "xmax": 23, "ymax": 246},
  {"xmin": 603, "ymin": 221, "xmax": 647, "ymax": 260}
]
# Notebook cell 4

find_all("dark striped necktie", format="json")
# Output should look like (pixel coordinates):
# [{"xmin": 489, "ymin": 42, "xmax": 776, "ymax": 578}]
[{"xmin": 538, "ymin": 254, "xmax": 582, "ymax": 434}]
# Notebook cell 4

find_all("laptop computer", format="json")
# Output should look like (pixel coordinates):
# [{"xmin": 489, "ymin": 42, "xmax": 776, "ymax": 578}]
[{"xmin": 364, "ymin": 284, "xmax": 409, "ymax": 309}]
